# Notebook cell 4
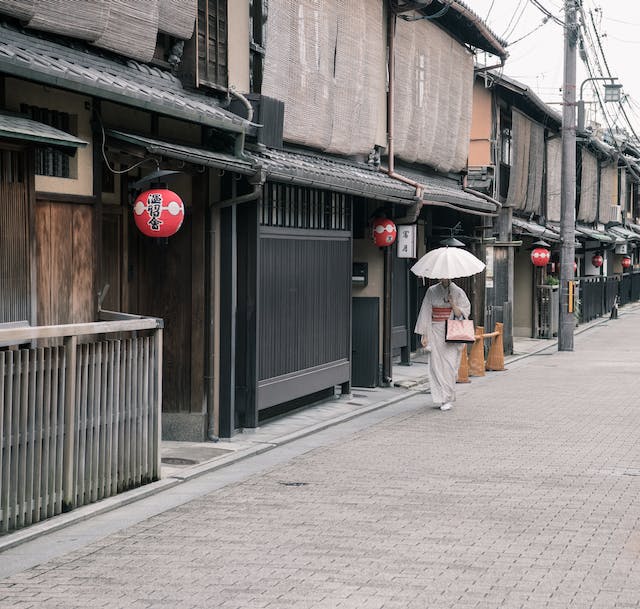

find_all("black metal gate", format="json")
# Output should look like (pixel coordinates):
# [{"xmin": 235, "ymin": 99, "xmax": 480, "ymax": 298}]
[{"xmin": 257, "ymin": 183, "xmax": 352, "ymax": 409}]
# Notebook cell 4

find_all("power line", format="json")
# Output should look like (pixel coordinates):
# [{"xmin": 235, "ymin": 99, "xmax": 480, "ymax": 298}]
[
  {"xmin": 507, "ymin": 16, "xmax": 551, "ymax": 46},
  {"xmin": 485, "ymin": 0, "xmax": 496, "ymax": 22},
  {"xmin": 587, "ymin": 7, "xmax": 640, "ymax": 144},
  {"xmin": 501, "ymin": 0, "xmax": 527, "ymax": 39},
  {"xmin": 528, "ymin": 0, "xmax": 564, "ymax": 27}
]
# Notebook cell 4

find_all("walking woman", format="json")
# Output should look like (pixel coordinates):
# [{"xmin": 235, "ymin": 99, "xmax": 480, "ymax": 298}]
[{"xmin": 415, "ymin": 279, "xmax": 471, "ymax": 411}]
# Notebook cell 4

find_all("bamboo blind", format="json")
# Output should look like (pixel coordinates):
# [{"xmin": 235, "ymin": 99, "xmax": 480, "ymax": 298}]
[
  {"xmin": 0, "ymin": 0, "xmax": 35, "ymax": 20},
  {"xmin": 578, "ymin": 148, "xmax": 598, "ymax": 223},
  {"xmin": 546, "ymin": 137, "xmax": 562, "ymax": 223},
  {"xmin": 599, "ymin": 164, "xmax": 619, "ymax": 223},
  {"xmin": 507, "ymin": 110, "xmax": 544, "ymax": 213},
  {"xmin": 393, "ymin": 17, "xmax": 474, "ymax": 173},
  {"xmin": 93, "ymin": 0, "xmax": 160, "ymax": 63},
  {"xmin": 27, "ymin": 0, "xmax": 109, "ymax": 42},
  {"xmin": 261, "ymin": 0, "xmax": 385, "ymax": 156},
  {"xmin": 158, "ymin": 0, "xmax": 197, "ymax": 39}
]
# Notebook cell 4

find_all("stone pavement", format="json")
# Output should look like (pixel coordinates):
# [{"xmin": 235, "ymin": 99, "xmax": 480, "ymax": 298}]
[{"xmin": 2, "ymin": 306, "xmax": 640, "ymax": 608}]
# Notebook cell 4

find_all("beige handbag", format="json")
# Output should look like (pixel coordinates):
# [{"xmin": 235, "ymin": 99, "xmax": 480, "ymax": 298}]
[{"xmin": 445, "ymin": 318, "xmax": 475, "ymax": 343}]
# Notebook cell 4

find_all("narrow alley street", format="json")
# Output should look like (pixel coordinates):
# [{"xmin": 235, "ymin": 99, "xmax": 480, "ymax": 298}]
[{"xmin": 2, "ymin": 309, "xmax": 640, "ymax": 609}]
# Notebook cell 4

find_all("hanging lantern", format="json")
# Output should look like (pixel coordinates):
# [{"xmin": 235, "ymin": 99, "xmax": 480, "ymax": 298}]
[
  {"xmin": 372, "ymin": 218, "xmax": 397, "ymax": 247},
  {"xmin": 133, "ymin": 188, "xmax": 185, "ymax": 238},
  {"xmin": 621, "ymin": 256, "xmax": 632, "ymax": 269},
  {"xmin": 530, "ymin": 247, "xmax": 550, "ymax": 267},
  {"xmin": 573, "ymin": 261, "xmax": 578, "ymax": 273},
  {"xmin": 591, "ymin": 253, "xmax": 603, "ymax": 268}
]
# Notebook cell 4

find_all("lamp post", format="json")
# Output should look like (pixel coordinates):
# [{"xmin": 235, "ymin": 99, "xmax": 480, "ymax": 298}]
[{"xmin": 577, "ymin": 77, "xmax": 622, "ymax": 132}]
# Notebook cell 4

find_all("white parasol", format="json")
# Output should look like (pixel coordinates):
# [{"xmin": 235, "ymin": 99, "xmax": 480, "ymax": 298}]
[{"xmin": 410, "ymin": 246, "xmax": 486, "ymax": 279}]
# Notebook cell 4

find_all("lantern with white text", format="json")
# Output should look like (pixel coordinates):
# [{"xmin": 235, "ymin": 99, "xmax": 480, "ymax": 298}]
[
  {"xmin": 372, "ymin": 218, "xmax": 397, "ymax": 247},
  {"xmin": 530, "ymin": 247, "xmax": 550, "ymax": 267},
  {"xmin": 133, "ymin": 189, "xmax": 185, "ymax": 238},
  {"xmin": 621, "ymin": 256, "xmax": 632, "ymax": 269},
  {"xmin": 591, "ymin": 254, "xmax": 603, "ymax": 268}
]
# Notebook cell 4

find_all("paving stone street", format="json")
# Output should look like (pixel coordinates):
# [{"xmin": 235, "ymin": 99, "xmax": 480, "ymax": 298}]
[{"xmin": 2, "ymin": 309, "xmax": 640, "ymax": 608}]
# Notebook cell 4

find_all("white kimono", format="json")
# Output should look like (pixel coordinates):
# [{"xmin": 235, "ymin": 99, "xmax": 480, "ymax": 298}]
[{"xmin": 414, "ymin": 282, "xmax": 471, "ymax": 405}]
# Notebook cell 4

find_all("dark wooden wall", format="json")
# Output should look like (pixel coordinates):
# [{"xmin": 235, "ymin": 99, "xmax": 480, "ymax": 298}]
[{"xmin": 0, "ymin": 147, "xmax": 31, "ymax": 323}]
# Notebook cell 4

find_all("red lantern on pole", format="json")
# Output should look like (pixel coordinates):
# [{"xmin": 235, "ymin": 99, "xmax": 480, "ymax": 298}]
[
  {"xmin": 372, "ymin": 218, "xmax": 397, "ymax": 247},
  {"xmin": 530, "ymin": 247, "xmax": 550, "ymax": 267},
  {"xmin": 591, "ymin": 254, "xmax": 603, "ymax": 268},
  {"xmin": 133, "ymin": 188, "xmax": 185, "ymax": 238},
  {"xmin": 621, "ymin": 256, "xmax": 632, "ymax": 269}
]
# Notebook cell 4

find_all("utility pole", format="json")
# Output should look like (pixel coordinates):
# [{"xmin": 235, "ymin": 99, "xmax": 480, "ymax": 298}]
[{"xmin": 559, "ymin": 0, "xmax": 578, "ymax": 351}]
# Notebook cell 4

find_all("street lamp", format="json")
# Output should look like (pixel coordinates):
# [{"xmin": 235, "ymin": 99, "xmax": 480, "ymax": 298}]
[{"xmin": 577, "ymin": 77, "xmax": 622, "ymax": 132}]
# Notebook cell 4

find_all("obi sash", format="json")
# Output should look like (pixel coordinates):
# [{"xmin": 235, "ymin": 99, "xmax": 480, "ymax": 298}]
[{"xmin": 432, "ymin": 306, "xmax": 452, "ymax": 322}]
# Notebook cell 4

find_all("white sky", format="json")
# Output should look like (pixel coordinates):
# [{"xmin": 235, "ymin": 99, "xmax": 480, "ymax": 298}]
[{"xmin": 468, "ymin": 0, "xmax": 640, "ymax": 137}]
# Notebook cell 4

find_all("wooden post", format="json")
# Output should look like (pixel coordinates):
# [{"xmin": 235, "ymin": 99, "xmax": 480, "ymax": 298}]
[
  {"xmin": 469, "ymin": 326, "xmax": 486, "ymax": 377},
  {"xmin": 153, "ymin": 327, "xmax": 163, "ymax": 480},
  {"xmin": 457, "ymin": 345, "xmax": 470, "ymax": 383},
  {"xmin": 486, "ymin": 322, "xmax": 506, "ymax": 371},
  {"xmin": 62, "ymin": 335, "xmax": 77, "ymax": 512}
]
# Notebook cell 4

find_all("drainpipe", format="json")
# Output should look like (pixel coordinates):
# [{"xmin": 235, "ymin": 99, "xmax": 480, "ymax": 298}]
[
  {"xmin": 227, "ymin": 86, "xmax": 263, "ymax": 160},
  {"xmin": 379, "ymin": 12, "xmax": 427, "ymax": 386},
  {"xmin": 382, "ymin": 13, "xmax": 424, "ymax": 225},
  {"xmin": 473, "ymin": 58, "xmax": 506, "ymax": 75},
  {"xmin": 205, "ymin": 167, "xmax": 265, "ymax": 442}
]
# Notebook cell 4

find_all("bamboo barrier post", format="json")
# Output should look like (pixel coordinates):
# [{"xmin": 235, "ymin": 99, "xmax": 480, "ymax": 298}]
[
  {"xmin": 457, "ymin": 345, "xmax": 471, "ymax": 383},
  {"xmin": 468, "ymin": 326, "xmax": 486, "ymax": 377},
  {"xmin": 486, "ymin": 322, "xmax": 506, "ymax": 371},
  {"xmin": 62, "ymin": 335, "xmax": 77, "ymax": 512}
]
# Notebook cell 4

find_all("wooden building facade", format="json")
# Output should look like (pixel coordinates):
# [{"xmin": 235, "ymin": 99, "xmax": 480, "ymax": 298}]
[{"xmin": 1, "ymin": 0, "xmax": 508, "ymax": 452}]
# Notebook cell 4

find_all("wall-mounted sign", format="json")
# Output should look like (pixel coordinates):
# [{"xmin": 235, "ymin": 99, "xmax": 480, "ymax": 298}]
[{"xmin": 396, "ymin": 224, "xmax": 416, "ymax": 258}]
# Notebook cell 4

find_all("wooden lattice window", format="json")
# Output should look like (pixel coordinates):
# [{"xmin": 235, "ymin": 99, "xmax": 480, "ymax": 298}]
[
  {"xmin": 261, "ymin": 183, "xmax": 352, "ymax": 231},
  {"xmin": 249, "ymin": 0, "xmax": 266, "ymax": 93},
  {"xmin": 20, "ymin": 104, "xmax": 75, "ymax": 178},
  {"xmin": 197, "ymin": 0, "xmax": 228, "ymax": 89}
]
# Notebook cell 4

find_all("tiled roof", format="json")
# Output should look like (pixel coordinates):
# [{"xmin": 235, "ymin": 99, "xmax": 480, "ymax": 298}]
[
  {"xmin": 396, "ymin": 165, "xmax": 500, "ymax": 212},
  {"xmin": 248, "ymin": 147, "xmax": 500, "ymax": 213},
  {"xmin": 575, "ymin": 225, "xmax": 617, "ymax": 243},
  {"xmin": 607, "ymin": 225, "xmax": 640, "ymax": 241},
  {"xmin": 104, "ymin": 129, "xmax": 499, "ymax": 213},
  {"xmin": 512, "ymin": 217, "xmax": 562, "ymax": 242},
  {"xmin": 107, "ymin": 130, "xmax": 255, "ymax": 175},
  {"xmin": 246, "ymin": 147, "xmax": 417, "ymax": 204},
  {"xmin": 0, "ymin": 111, "xmax": 87, "ymax": 149},
  {"xmin": 0, "ymin": 22, "xmax": 250, "ymax": 134}
]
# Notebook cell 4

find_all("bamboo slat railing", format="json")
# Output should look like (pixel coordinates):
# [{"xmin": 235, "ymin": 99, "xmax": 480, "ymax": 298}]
[{"xmin": 0, "ymin": 312, "xmax": 163, "ymax": 534}]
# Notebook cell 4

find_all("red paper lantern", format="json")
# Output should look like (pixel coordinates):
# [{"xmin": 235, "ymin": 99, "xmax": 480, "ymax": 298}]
[
  {"xmin": 372, "ymin": 218, "xmax": 397, "ymax": 247},
  {"xmin": 591, "ymin": 254, "xmax": 603, "ymax": 268},
  {"xmin": 530, "ymin": 247, "xmax": 550, "ymax": 267},
  {"xmin": 133, "ymin": 189, "xmax": 185, "ymax": 238},
  {"xmin": 573, "ymin": 261, "xmax": 578, "ymax": 273},
  {"xmin": 621, "ymin": 256, "xmax": 632, "ymax": 269}
]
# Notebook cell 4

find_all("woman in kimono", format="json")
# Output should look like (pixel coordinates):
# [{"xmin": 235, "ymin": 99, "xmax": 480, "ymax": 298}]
[{"xmin": 415, "ymin": 279, "xmax": 471, "ymax": 411}]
